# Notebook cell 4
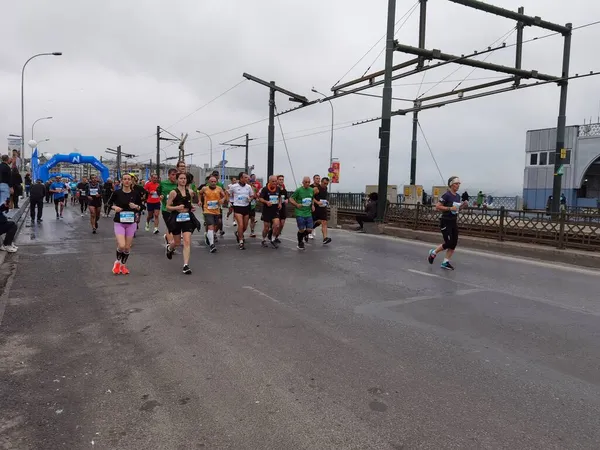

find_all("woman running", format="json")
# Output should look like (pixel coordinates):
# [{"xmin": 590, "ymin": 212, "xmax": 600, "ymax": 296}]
[
  {"xmin": 165, "ymin": 172, "xmax": 198, "ymax": 274},
  {"xmin": 86, "ymin": 174, "xmax": 103, "ymax": 234},
  {"xmin": 109, "ymin": 174, "xmax": 144, "ymax": 275}
]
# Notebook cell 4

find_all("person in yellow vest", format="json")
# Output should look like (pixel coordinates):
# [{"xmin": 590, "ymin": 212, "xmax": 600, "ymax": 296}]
[{"xmin": 199, "ymin": 175, "xmax": 227, "ymax": 253}]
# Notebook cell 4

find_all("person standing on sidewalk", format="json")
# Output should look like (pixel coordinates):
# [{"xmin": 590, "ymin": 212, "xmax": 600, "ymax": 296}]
[
  {"xmin": 24, "ymin": 173, "xmax": 32, "ymax": 198},
  {"xmin": 11, "ymin": 168, "xmax": 23, "ymax": 209},
  {"xmin": 0, "ymin": 155, "xmax": 13, "ymax": 207},
  {"xmin": 0, "ymin": 197, "xmax": 18, "ymax": 253},
  {"xmin": 29, "ymin": 180, "xmax": 46, "ymax": 223}
]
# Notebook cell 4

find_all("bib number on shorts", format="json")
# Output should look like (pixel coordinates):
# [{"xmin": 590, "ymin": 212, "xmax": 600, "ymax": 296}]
[
  {"xmin": 176, "ymin": 212, "xmax": 191, "ymax": 222},
  {"xmin": 302, "ymin": 197, "xmax": 312, "ymax": 207},
  {"xmin": 120, "ymin": 211, "xmax": 135, "ymax": 223},
  {"xmin": 207, "ymin": 200, "xmax": 219, "ymax": 210},
  {"xmin": 89, "ymin": 188, "xmax": 98, "ymax": 196},
  {"xmin": 269, "ymin": 195, "xmax": 279, "ymax": 204}
]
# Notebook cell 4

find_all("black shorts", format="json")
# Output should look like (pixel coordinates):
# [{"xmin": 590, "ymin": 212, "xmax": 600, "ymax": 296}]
[
  {"xmin": 249, "ymin": 208, "xmax": 256, "ymax": 218},
  {"xmin": 261, "ymin": 208, "xmax": 280, "ymax": 223},
  {"xmin": 168, "ymin": 214, "xmax": 196, "ymax": 235},
  {"xmin": 147, "ymin": 202, "xmax": 161, "ymax": 212},
  {"xmin": 89, "ymin": 199, "xmax": 102, "ymax": 208},
  {"xmin": 313, "ymin": 207, "xmax": 328, "ymax": 221},
  {"xmin": 233, "ymin": 205, "xmax": 250, "ymax": 216},
  {"xmin": 54, "ymin": 197, "xmax": 65, "ymax": 205},
  {"xmin": 162, "ymin": 211, "xmax": 171, "ymax": 224},
  {"xmin": 440, "ymin": 218, "xmax": 459, "ymax": 250},
  {"xmin": 204, "ymin": 213, "xmax": 221, "ymax": 227}
]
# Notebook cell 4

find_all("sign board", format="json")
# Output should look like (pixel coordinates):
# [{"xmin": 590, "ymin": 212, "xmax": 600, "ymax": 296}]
[
  {"xmin": 328, "ymin": 160, "xmax": 340, "ymax": 183},
  {"xmin": 403, "ymin": 185, "xmax": 423, "ymax": 205},
  {"xmin": 560, "ymin": 148, "xmax": 567, "ymax": 159},
  {"xmin": 556, "ymin": 164, "xmax": 565, "ymax": 176}
]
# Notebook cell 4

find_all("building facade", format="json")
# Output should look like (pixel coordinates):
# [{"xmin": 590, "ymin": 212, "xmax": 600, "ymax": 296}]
[{"xmin": 523, "ymin": 123, "xmax": 600, "ymax": 209}]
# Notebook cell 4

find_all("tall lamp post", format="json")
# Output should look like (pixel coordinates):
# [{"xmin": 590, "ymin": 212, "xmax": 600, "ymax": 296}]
[
  {"xmin": 311, "ymin": 88, "xmax": 335, "ymax": 168},
  {"xmin": 31, "ymin": 116, "xmax": 53, "ymax": 141},
  {"xmin": 21, "ymin": 52, "xmax": 62, "ymax": 171},
  {"xmin": 195, "ymin": 130, "xmax": 213, "ymax": 169}
]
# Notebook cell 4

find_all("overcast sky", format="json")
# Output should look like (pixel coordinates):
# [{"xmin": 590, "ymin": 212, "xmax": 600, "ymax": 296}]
[{"xmin": 2, "ymin": 0, "xmax": 600, "ymax": 194}]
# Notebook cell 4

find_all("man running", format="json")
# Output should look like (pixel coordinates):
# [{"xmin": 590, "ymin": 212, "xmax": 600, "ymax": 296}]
[
  {"xmin": 428, "ymin": 176, "xmax": 468, "ymax": 270},
  {"xmin": 200, "ymin": 176, "xmax": 226, "ymax": 253},
  {"xmin": 289, "ymin": 176, "xmax": 315, "ymax": 250},
  {"xmin": 69, "ymin": 179, "xmax": 78, "ymax": 206},
  {"xmin": 102, "ymin": 178, "xmax": 114, "ymax": 217},
  {"xmin": 77, "ymin": 177, "xmax": 89, "ymax": 216},
  {"xmin": 258, "ymin": 175, "xmax": 281, "ymax": 248},
  {"xmin": 313, "ymin": 177, "xmax": 332, "ymax": 245},
  {"xmin": 49, "ymin": 176, "xmax": 66, "ymax": 219},
  {"xmin": 308, "ymin": 174, "xmax": 321, "ymax": 240},
  {"xmin": 86, "ymin": 174, "xmax": 103, "ymax": 233},
  {"xmin": 268, "ymin": 174, "xmax": 288, "ymax": 244},
  {"xmin": 144, "ymin": 173, "xmax": 161, "ymax": 234},
  {"xmin": 228, "ymin": 172, "xmax": 255, "ymax": 250},
  {"xmin": 158, "ymin": 168, "xmax": 178, "ymax": 249}
]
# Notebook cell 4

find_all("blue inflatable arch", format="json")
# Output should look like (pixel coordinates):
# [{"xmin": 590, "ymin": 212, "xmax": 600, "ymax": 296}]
[
  {"xmin": 39, "ymin": 153, "xmax": 110, "ymax": 183},
  {"xmin": 49, "ymin": 173, "xmax": 74, "ymax": 180}
]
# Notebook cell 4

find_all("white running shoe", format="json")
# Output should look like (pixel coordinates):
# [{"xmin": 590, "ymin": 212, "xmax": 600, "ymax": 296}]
[{"xmin": 1, "ymin": 244, "xmax": 18, "ymax": 253}]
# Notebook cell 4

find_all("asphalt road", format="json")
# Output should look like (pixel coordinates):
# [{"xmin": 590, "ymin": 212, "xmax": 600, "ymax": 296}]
[{"xmin": 1, "ymin": 202, "xmax": 599, "ymax": 449}]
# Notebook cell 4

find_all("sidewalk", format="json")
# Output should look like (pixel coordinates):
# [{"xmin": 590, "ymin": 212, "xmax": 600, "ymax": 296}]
[
  {"xmin": 0, "ymin": 198, "xmax": 30, "ymax": 266},
  {"xmin": 342, "ymin": 223, "xmax": 600, "ymax": 269}
]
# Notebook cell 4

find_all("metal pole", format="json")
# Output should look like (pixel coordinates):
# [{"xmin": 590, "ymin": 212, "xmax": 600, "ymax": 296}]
[
  {"xmin": 376, "ymin": 0, "xmax": 397, "ymax": 221},
  {"xmin": 156, "ymin": 126, "xmax": 160, "ymax": 178},
  {"xmin": 245, "ymin": 133, "xmax": 249, "ymax": 173},
  {"xmin": 196, "ymin": 131, "xmax": 213, "ymax": 168},
  {"xmin": 31, "ymin": 117, "xmax": 52, "ymax": 141},
  {"xmin": 551, "ymin": 24, "xmax": 572, "ymax": 214},
  {"xmin": 410, "ymin": 0, "xmax": 427, "ymax": 186},
  {"xmin": 515, "ymin": 6, "xmax": 524, "ymax": 86},
  {"xmin": 117, "ymin": 145, "xmax": 122, "ymax": 179},
  {"xmin": 268, "ymin": 83, "xmax": 276, "ymax": 176},
  {"xmin": 311, "ymin": 89, "xmax": 335, "ymax": 169}
]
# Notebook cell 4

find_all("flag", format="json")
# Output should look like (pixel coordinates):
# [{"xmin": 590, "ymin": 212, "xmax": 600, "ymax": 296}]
[
  {"xmin": 31, "ymin": 148, "xmax": 39, "ymax": 181},
  {"xmin": 145, "ymin": 167, "xmax": 150, "ymax": 181}
]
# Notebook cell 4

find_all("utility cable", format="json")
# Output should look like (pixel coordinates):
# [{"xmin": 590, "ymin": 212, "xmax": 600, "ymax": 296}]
[
  {"xmin": 274, "ymin": 106, "xmax": 298, "ymax": 188},
  {"xmin": 417, "ymin": 121, "xmax": 445, "ymax": 185}
]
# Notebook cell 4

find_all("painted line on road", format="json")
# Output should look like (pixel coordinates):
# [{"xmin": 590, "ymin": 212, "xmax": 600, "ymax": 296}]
[
  {"xmin": 330, "ymin": 229, "xmax": 600, "ymax": 277},
  {"xmin": 242, "ymin": 286, "xmax": 281, "ymax": 304}
]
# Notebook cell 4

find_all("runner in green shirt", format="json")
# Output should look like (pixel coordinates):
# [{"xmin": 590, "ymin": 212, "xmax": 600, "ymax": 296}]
[
  {"xmin": 289, "ymin": 176, "xmax": 315, "ymax": 250},
  {"xmin": 158, "ymin": 168, "xmax": 178, "ymax": 246}
]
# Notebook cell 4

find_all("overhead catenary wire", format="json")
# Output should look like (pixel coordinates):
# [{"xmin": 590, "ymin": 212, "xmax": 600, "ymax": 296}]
[
  {"xmin": 417, "ymin": 121, "xmax": 445, "ymax": 185},
  {"xmin": 274, "ymin": 106, "xmax": 298, "ymax": 188}
]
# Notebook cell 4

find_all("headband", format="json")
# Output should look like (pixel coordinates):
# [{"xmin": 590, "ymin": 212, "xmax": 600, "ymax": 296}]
[{"xmin": 448, "ymin": 177, "xmax": 461, "ymax": 187}]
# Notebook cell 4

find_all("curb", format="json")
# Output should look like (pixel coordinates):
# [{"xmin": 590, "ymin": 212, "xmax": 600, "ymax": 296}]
[
  {"xmin": 0, "ymin": 199, "xmax": 30, "ymax": 268},
  {"xmin": 341, "ymin": 223, "xmax": 600, "ymax": 269}
]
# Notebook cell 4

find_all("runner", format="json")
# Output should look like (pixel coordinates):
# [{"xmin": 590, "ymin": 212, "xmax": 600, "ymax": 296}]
[
  {"xmin": 109, "ymin": 173, "xmax": 144, "ymax": 275},
  {"xmin": 102, "ymin": 178, "xmax": 114, "ymax": 217},
  {"xmin": 210, "ymin": 171, "xmax": 226, "ymax": 236},
  {"xmin": 308, "ymin": 174, "xmax": 321, "ymax": 240},
  {"xmin": 428, "ymin": 176, "xmax": 468, "ymax": 270},
  {"xmin": 258, "ymin": 175, "xmax": 281, "ymax": 249},
  {"xmin": 158, "ymin": 168, "xmax": 179, "ymax": 249},
  {"xmin": 131, "ymin": 174, "xmax": 147, "ymax": 237},
  {"xmin": 249, "ymin": 186, "xmax": 258, "ymax": 238},
  {"xmin": 289, "ymin": 176, "xmax": 315, "ymax": 250},
  {"xmin": 268, "ymin": 174, "xmax": 288, "ymax": 243},
  {"xmin": 69, "ymin": 179, "xmax": 78, "ymax": 206},
  {"xmin": 165, "ymin": 172, "xmax": 199, "ymax": 274},
  {"xmin": 86, "ymin": 174, "xmax": 103, "ymax": 234},
  {"xmin": 200, "ymin": 175, "xmax": 226, "ymax": 253},
  {"xmin": 228, "ymin": 172, "xmax": 255, "ymax": 250},
  {"xmin": 63, "ymin": 179, "xmax": 70, "ymax": 208},
  {"xmin": 49, "ymin": 176, "xmax": 66, "ymax": 219},
  {"xmin": 226, "ymin": 176, "xmax": 238, "ymax": 222},
  {"xmin": 77, "ymin": 177, "xmax": 89, "ymax": 217},
  {"xmin": 313, "ymin": 177, "xmax": 332, "ymax": 245},
  {"xmin": 144, "ymin": 173, "xmax": 161, "ymax": 234}
]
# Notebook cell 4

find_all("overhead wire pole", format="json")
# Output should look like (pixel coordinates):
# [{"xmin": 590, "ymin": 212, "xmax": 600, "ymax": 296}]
[
  {"xmin": 410, "ymin": 0, "xmax": 427, "ymax": 185},
  {"xmin": 376, "ymin": 0, "xmax": 397, "ymax": 222},
  {"xmin": 220, "ymin": 134, "xmax": 253, "ymax": 173},
  {"xmin": 156, "ymin": 126, "xmax": 179, "ymax": 178},
  {"xmin": 242, "ymin": 73, "xmax": 309, "ymax": 176}
]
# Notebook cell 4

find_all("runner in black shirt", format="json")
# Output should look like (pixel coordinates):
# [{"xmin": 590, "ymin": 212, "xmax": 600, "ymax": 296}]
[
  {"xmin": 258, "ymin": 175, "xmax": 281, "ymax": 249},
  {"xmin": 77, "ymin": 178, "xmax": 89, "ymax": 216},
  {"xmin": 313, "ymin": 177, "xmax": 332, "ymax": 245}
]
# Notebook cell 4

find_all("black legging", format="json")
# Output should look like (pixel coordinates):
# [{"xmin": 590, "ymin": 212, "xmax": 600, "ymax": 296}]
[
  {"xmin": 79, "ymin": 196, "xmax": 88, "ymax": 213},
  {"xmin": 356, "ymin": 214, "xmax": 374, "ymax": 229}
]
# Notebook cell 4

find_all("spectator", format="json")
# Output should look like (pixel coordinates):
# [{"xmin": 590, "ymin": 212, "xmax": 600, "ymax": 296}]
[
  {"xmin": 11, "ymin": 168, "xmax": 23, "ymax": 209},
  {"xmin": 45, "ymin": 180, "xmax": 52, "ymax": 203},
  {"xmin": 0, "ymin": 155, "xmax": 12, "ymax": 206},
  {"xmin": 24, "ymin": 173, "xmax": 32, "ymax": 197},
  {"xmin": 356, "ymin": 192, "xmax": 378, "ymax": 232},
  {"xmin": 560, "ymin": 193, "xmax": 567, "ymax": 212},
  {"xmin": 461, "ymin": 191, "xmax": 470, "ymax": 203},
  {"xmin": 476, "ymin": 191, "xmax": 484, "ymax": 208},
  {"xmin": 30, "ymin": 179, "xmax": 46, "ymax": 223},
  {"xmin": 0, "ymin": 197, "xmax": 18, "ymax": 253}
]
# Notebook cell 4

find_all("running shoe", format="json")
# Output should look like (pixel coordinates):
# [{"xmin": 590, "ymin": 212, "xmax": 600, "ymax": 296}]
[
  {"xmin": 209, "ymin": 244, "xmax": 217, "ymax": 253},
  {"xmin": 219, "ymin": 230, "xmax": 225, "ymax": 237},
  {"xmin": 297, "ymin": 241, "xmax": 305, "ymax": 250},
  {"xmin": 145, "ymin": 223, "xmax": 150, "ymax": 232},
  {"xmin": 153, "ymin": 228, "xmax": 159, "ymax": 234},
  {"xmin": 239, "ymin": 242, "xmax": 245, "ymax": 250},
  {"xmin": 92, "ymin": 228, "xmax": 97, "ymax": 234},
  {"xmin": 250, "ymin": 233, "xmax": 256, "ymax": 238},
  {"xmin": 166, "ymin": 244, "xmax": 173, "ymax": 260},
  {"xmin": 323, "ymin": 237, "xmax": 332, "ymax": 245},
  {"xmin": 182, "ymin": 264, "xmax": 192, "ymax": 275},
  {"xmin": 112, "ymin": 261, "xmax": 121, "ymax": 275},
  {"xmin": 441, "ymin": 261, "xmax": 455, "ymax": 271},
  {"xmin": 233, "ymin": 222, "xmax": 237, "ymax": 227},
  {"xmin": 269, "ymin": 240, "xmax": 279, "ymax": 249},
  {"xmin": 274, "ymin": 238, "xmax": 281, "ymax": 244},
  {"xmin": 60, "ymin": 214, "xmax": 63, "ymax": 219},
  {"xmin": 304, "ymin": 234, "xmax": 309, "ymax": 243},
  {"xmin": 120, "ymin": 265, "xmax": 130, "ymax": 275},
  {"xmin": 261, "ymin": 240, "xmax": 269, "ymax": 248},
  {"xmin": 308, "ymin": 232, "xmax": 314, "ymax": 240},
  {"xmin": 1, "ymin": 244, "xmax": 17, "ymax": 253},
  {"xmin": 428, "ymin": 249, "xmax": 436, "ymax": 265}
]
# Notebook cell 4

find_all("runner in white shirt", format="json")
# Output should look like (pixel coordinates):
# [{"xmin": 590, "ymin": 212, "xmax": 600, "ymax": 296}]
[{"xmin": 228, "ymin": 172, "xmax": 255, "ymax": 250}]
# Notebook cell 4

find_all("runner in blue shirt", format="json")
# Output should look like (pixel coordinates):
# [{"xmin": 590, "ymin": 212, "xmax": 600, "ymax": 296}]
[
  {"xmin": 69, "ymin": 180, "xmax": 78, "ymax": 206},
  {"xmin": 49, "ymin": 176, "xmax": 67, "ymax": 219}
]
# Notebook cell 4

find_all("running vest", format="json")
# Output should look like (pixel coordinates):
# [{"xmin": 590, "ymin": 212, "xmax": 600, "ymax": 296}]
[
  {"xmin": 203, "ymin": 186, "xmax": 222, "ymax": 214},
  {"xmin": 315, "ymin": 185, "xmax": 328, "ymax": 207}
]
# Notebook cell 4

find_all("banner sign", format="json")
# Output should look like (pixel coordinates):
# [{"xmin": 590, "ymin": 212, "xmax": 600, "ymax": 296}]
[{"xmin": 328, "ymin": 160, "xmax": 340, "ymax": 183}]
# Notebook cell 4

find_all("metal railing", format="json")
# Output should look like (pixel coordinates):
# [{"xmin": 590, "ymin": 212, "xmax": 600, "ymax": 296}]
[{"xmin": 339, "ymin": 203, "xmax": 600, "ymax": 251}]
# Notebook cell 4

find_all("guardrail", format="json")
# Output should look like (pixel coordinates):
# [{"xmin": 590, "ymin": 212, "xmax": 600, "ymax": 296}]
[{"xmin": 338, "ymin": 203, "xmax": 600, "ymax": 251}]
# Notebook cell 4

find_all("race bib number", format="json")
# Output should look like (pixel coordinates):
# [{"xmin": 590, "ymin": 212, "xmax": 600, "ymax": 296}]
[
  {"xmin": 151, "ymin": 192, "xmax": 159, "ymax": 198},
  {"xmin": 120, "ymin": 211, "xmax": 135, "ymax": 223},
  {"xmin": 176, "ymin": 212, "xmax": 190, "ymax": 222},
  {"xmin": 269, "ymin": 195, "xmax": 279, "ymax": 204},
  {"xmin": 302, "ymin": 197, "xmax": 312, "ymax": 207},
  {"xmin": 207, "ymin": 200, "xmax": 219, "ymax": 210},
  {"xmin": 236, "ymin": 195, "xmax": 248, "ymax": 203},
  {"xmin": 320, "ymin": 200, "xmax": 329, "ymax": 207},
  {"xmin": 89, "ymin": 188, "xmax": 98, "ymax": 196},
  {"xmin": 452, "ymin": 202, "xmax": 461, "ymax": 215},
  {"xmin": 251, "ymin": 199, "xmax": 256, "ymax": 206}
]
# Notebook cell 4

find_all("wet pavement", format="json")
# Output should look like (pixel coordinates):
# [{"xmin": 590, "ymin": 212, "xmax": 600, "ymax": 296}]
[{"xmin": 1, "ymin": 201, "xmax": 600, "ymax": 449}]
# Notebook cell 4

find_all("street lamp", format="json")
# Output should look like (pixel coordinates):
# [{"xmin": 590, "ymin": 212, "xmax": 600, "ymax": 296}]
[
  {"xmin": 311, "ymin": 87, "xmax": 335, "ymax": 168},
  {"xmin": 31, "ymin": 116, "xmax": 53, "ymax": 140},
  {"xmin": 21, "ymin": 52, "xmax": 62, "ymax": 171},
  {"xmin": 196, "ymin": 130, "xmax": 213, "ymax": 169}
]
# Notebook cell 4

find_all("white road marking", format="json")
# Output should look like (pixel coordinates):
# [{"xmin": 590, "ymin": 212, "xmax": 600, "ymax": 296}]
[
  {"xmin": 242, "ymin": 286, "xmax": 281, "ymax": 304},
  {"xmin": 407, "ymin": 269, "xmax": 443, "ymax": 279}
]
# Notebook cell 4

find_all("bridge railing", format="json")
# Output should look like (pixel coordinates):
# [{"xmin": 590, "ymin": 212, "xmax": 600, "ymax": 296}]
[{"xmin": 337, "ymin": 202, "xmax": 600, "ymax": 251}]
